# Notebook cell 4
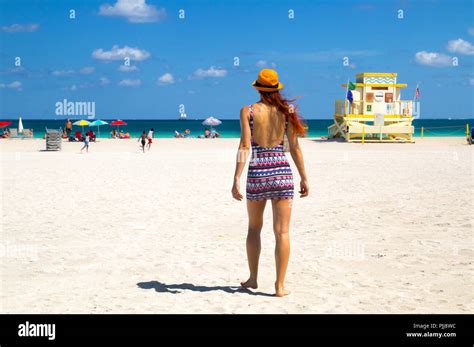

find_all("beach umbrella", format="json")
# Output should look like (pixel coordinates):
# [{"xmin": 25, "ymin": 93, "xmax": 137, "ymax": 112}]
[
  {"xmin": 18, "ymin": 117, "xmax": 24, "ymax": 133},
  {"xmin": 73, "ymin": 119, "xmax": 90, "ymax": 133},
  {"xmin": 89, "ymin": 119, "xmax": 108, "ymax": 138},
  {"xmin": 110, "ymin": 119, "xmax": 127, "ymax": 126},
  {"xmin": 202, "ymin": 116, "xmax": 222, "ymax": 127},
  {"xmin": 0, "ymin": 121, "xmax": 12, "ymax": 128},
  {"xmin": 109, "ymin": 119, "xmax": 127, "ymax": 134}
]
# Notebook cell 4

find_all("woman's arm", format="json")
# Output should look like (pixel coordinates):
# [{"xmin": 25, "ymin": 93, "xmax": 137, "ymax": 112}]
[
  {"xmin": 231, "ymin": 106, "xmax": 251, "ymax": 201},
  {"xmin": 287, "ymin": 122, "xmax": 309, "ymax": 197}
]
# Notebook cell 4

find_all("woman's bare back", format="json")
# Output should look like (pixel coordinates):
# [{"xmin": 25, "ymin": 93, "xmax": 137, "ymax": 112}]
[{"xmin": 251, "ymin": 103, "xmax": 286, "ymax": 148}]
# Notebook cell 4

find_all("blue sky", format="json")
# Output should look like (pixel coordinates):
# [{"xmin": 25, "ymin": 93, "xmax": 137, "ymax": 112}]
[{"xmin": 0, "ymin": 0, "xmax": 473, "ymax": 119}]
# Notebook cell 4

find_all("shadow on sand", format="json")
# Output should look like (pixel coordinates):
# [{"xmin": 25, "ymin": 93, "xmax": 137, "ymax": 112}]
[
  {"xmin": 310, "ymin": 137, "xmax": 346, "ymax": 143},
  {"xmin": 137, "ymin": 280, "xmax": 274, "ymax": 297}
]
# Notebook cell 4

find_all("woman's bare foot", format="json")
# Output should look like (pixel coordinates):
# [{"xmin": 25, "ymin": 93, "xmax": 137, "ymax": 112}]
[
  {"xmin": 275, "ymin": 283, "xmax": 290, "ymax": 297},
  {"xmin": 240, "ymin": 278, "xmax": 258, "ymax": 289}
]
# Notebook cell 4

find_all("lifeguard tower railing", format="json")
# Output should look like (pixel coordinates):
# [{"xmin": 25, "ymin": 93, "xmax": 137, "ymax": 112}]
[
  {"xmin": 329, "ymin": 100, "xmax": 415, "ymax": 142},
  {"xmin": 334, "ymin": 100, "xmax": 414, "ymax": 117}
]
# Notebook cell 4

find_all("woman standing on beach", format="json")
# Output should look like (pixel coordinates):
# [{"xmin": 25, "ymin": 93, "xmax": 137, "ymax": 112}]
[{"xmin": 232, "ymin": 69, "xmax": 308, "ymax": 297}]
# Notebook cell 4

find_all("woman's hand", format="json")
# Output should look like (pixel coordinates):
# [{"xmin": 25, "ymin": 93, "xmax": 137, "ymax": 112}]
[
  {"xmin": 299, "ymin": 179, "xmax": 309, "ymax": 198},
  {"xmin": 232, "ymin": 177, "xmax": 243, "ymax": 201}
]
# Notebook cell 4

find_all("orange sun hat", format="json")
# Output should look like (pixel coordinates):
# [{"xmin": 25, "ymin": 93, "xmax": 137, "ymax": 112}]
[{"xmin": 252, "ymin": 68, "xmax": 283, "ymax": 92}]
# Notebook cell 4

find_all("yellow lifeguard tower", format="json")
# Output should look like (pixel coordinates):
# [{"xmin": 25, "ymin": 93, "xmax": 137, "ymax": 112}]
[{"xmin": 328, "ymin": 72, "xmax": 415, "ymax": 142}]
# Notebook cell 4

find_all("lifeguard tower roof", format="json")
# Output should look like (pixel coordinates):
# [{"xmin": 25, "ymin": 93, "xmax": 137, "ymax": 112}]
[{"xmin": 342, "ymin": 72, "xmax": 407, "ymax": 88}]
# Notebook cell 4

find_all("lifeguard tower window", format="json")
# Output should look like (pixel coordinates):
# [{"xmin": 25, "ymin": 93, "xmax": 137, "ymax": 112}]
[{"xmin": 371, "ymin": 87, "xmax": 388, "ymax": 90}]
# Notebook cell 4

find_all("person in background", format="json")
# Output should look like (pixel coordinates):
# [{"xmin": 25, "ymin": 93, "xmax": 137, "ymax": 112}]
[
  {"xmin": 138, "ymin": 130, "xmax": 147, "ymax": 153},
  {"xmin": 81, "ymin": 133, "xmax": 90, "ymax": 153},
  {"xmin": 210, "ymin": 128, "xmax": 221, "ymax": 138},
  {"xmin": 86, "ymin": 129, "xmax": 96, "ymax": 142},
  {"xmin": 147, "ymin": 128, "xmax": 154, "ymax": 150},
  {"xmin": 75, "ymin": 130, "xmax": 83, "ymax": 141},
  {"xmin": 65, "ymin": 119, "xmax": 72, "ymax": 136}
]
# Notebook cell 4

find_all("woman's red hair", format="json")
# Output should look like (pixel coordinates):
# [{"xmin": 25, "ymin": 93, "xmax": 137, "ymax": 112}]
[{"xmin": 259, "ymin": 91, "xmax": 306, "ymax": 136}]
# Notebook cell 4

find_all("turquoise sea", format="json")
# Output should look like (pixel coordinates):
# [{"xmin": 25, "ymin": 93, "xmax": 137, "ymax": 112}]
[{"xmin": 2, "ymin": 118, "xmax": 473, "ymax": 139}]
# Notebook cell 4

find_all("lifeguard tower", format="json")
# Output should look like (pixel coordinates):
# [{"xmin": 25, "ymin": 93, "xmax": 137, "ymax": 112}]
[{"xmin": 328, "ymin": 72, "xmax": 415, "ymax": 142}]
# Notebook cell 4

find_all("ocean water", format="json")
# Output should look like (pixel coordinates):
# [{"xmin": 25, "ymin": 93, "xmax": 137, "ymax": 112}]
[{"xmin": 2, "ymin": 118, "xmax": 473, "ymax": 139}]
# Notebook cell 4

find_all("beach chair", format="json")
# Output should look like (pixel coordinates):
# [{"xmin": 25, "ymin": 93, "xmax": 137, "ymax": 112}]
[
  {"xmin": 45, "ymin": 128, "xmax": 62, "ymax": 151},
  {"xmin": 8, "ymin": 128, "xmax": 18, "ymax": 138},
  {"xmin": 468, "ymin": 127, "xmax": 474, "ymax": 145},
  {"xmin": 22, "ymin": 129, "xmax": 34, "ymax": 138}
]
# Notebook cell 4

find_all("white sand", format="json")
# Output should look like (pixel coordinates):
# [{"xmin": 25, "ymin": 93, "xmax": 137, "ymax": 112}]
[{"xmin": 0, "ymin": 137, "xmax": 472, "ymax": 313}]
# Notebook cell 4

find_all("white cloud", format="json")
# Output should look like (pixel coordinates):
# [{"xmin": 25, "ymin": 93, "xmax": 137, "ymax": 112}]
[
  {"xmin": 1, "ymin": 24, "xmax": 39, "ymax": 33},
  {"xmin": 279, "ymin": 49, "xmax": 379, "ymax": 62},
  {"xmin": 61, "ymin": 84, "xmax": 79, "ymax": 91},
  {"xmin": 446, "ymin": 38, "xmax": 474, "ymax": 55},
  {"xmin": 98, "ymin": 0, "xmax": 166, "ymax": 23},
  {"xmin": 118, "ymin": 65, "xmax": 139, "ymax": 72},
  {"xmin": 80, "ymin": 66, "xmax": 95, "ymax": 74},
  {"xmin": 256, "ymin": 60, "xmax": 277, "ymax": 68},
  {"xmin": 52, "ymin": 70, "xmax": 75, "ymax": 76},
  {"xmin": 193, "ymin": 66, "xmax": 227, "ymax": 78},
  {"xmin": 52, "ymin": 67, "xmax": 95, "ymax": 76},
  {"xmin": 157, "ymin": 73, "xmax": 175, "ymax": 85},
  {"xmin": 118, "ymin": 78, "xmax": 141, "ymax": 87},
  {"xmin": 92, "ymin": 45, "xmax": 151, "ymax": 61},
  {"xmin": 61, "ymin": 78, "xmax": 108, "ymax": 90},
  {"xmin": 469, "ymin": 27, "xmax": 474, "ymax": 36},
  {"xmin": 415, "ymin": 51, "xmax": 452, "ymax": 67},
  {"xmin": 100, "ymin": 77, "xmax": 110, "ymax": 85},
  {"xmin": 0, "ymin": 81, "xmax": 22, "ymax": 90}
]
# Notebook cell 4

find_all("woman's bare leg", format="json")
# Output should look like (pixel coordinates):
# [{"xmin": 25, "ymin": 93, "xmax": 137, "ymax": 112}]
[
  {"xmin": 272, "ymin": 198, "xmax": 292, "ymax": 297},
  {"xmin": 241, "ymin": 199, "xmax": 267, "ymax": 289}
]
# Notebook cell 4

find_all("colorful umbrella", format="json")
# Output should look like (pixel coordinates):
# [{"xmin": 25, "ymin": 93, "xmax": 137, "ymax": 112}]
[
  {"xmin": 73, "ymin": 119, "xmax": 90, "ymax": 133},
  {"xmin": 0, "ymin": 121, "xmax": 12, "ymax": 128},
  {"xmin": 89, "ymin": 120, "xmax": 108, "ymax": 139},
  {"xmin": 202, "ymin": 117, "xmax": 222, "ymax": 127},
  {"xmin": 110, "ymin": 120, "xmax": 127, "ymax": 126},
  {"xmin": 110, "ymin": 120, "xmax": 127, "ymax": 136}
]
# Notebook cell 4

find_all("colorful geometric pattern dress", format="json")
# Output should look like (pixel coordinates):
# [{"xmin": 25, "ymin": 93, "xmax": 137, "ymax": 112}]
[{"xmin": 246, "ymin": 105, "xmax": 294, "ymax": 200}]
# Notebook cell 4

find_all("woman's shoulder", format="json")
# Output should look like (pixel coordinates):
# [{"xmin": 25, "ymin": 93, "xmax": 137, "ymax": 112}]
[{"xmin": 240, "ymin": 105, "xmax": 251, "ymax": 120}]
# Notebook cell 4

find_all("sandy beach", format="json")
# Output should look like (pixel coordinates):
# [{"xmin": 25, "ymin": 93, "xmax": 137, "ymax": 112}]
[{"xmin": 0, "ymin": 137, "xmax": 472, "ymax": 313}]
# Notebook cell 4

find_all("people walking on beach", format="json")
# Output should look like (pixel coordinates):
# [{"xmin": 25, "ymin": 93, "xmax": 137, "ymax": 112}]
[
  {"xmin": 65, "ymin": 119, "xmax": 72, "ymax": 136},
  {"xmin": 232, "ymin": 69, "xmax": 309, "ymax": 297},
  {"xmin": 81, "ymin": 133, "xmax": 90, "ymax": 153},
  {"xmin": 138, "ymin": 131, "xmax": 147, "ymax": 153},
  {"xmin": 147, "ymin": 128, "xmax": 154, "ymax": 150}
]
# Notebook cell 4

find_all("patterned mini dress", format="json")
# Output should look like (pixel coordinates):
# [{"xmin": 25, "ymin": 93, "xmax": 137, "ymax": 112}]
[{"xmin": 246, "ymin": 105, "xmax": 294, "ymax": 201}]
